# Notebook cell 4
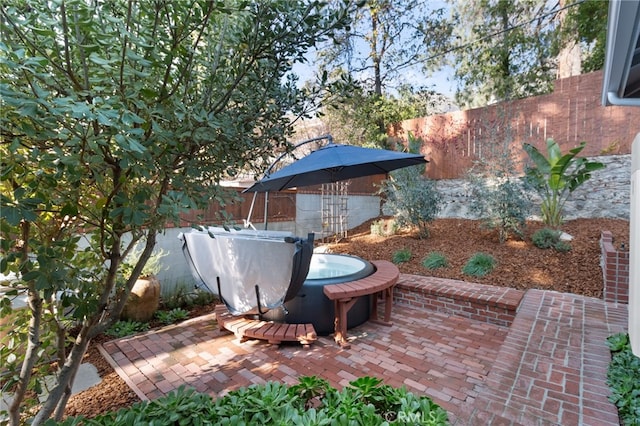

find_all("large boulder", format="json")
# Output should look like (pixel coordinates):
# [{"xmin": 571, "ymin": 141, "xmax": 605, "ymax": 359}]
[{"xmin": 121, "ymin": 276, "xmax": 160, "ymax": 322}]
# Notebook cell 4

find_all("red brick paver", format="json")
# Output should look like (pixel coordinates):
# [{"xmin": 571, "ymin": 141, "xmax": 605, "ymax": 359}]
[
  {"xmin": 463, "ymin": 289, "xmax": 627, "ymax": 425},
  {"xmin": 99, "ymin": 276, "xmax": 628, "ymax": 425},
  {"xmin": 100, "ymin": 300, "xmax": 506, "ymax": 423}
]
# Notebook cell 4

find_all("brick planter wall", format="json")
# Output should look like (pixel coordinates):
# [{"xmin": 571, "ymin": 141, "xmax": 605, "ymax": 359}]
[
  {"xmin": 393, "ymin": 275, "xmax": 524, "ymax": 327},
  {"xmin": 601, "ymin": 230, "xmax": 630, "ymax": 304}
]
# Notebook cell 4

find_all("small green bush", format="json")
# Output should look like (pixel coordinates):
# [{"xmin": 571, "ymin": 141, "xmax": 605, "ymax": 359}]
[
  {"xmin": 55, "ymin": 376, "xmax": 449, "ymax": 425},
  {"xmin": 155, "ymin": 308, "xmax": 189, "ymax": 325},
  {"xmin": 422, "ymin": 252, "xmax": 448, "ymax": 270},
  {"xmin": 392, "ymin": 249, "xmax": 412, "ymax": 264},
  {"xmin": 532, "ymin": 228, "xmax": 572, "ymax": 252},
  {"xmin": 606, "ymin": 333, "xmax": 640, "ymax": 425},
  {"xmin": 106, "ymin": 320, "xmax": 150, "ymax": 338},
  {"xmin": 554, "ymin": 240, "xmax": 572, "ymax": 253},
  {"xmin": 532, "ymin": 228, "xmax": 561, "ymax": 248},
  {"xmin": 462, "ymin": 252, "xmax": 496, "ymax": 277},
  {"xmin": 379, "ymin": 168, "xmax": 443, "ymax": 239},
  {"xmin": 469, "ymin": 178, "xmax": 530, "ymax": 243}
]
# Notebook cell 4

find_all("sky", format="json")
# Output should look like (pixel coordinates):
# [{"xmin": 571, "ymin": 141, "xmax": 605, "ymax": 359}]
[
  {"xmin": 290, "ymin": 1, "xmax": 457, "ymax": 99},
  {"xmin": 291, "ymin": 51, "xmax": 457, "ymax": 99}
]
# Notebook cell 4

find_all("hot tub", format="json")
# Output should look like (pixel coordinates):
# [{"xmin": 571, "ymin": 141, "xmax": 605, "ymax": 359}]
[{"xmin": 263, "ymin": 254, "xmax": 375, "ymax": 335}]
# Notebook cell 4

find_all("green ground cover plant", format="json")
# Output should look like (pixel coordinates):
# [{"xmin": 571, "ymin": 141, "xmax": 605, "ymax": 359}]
[
  {"xmin": 53, "ymin": 376, "xmax": 449, "ymax": 425},
  {"xmin": 392, "ymin": 249, "xmax": 412, "ymax": 264},
  {"xmin": 422, "ymin": 252, "xmax": 449, "ymax": 270},
  {"xmin": 105, "ymin": 321, "xmax": 150, "ymax": 339},
  {"xmin": 462, "ymin": 252, "xmax": 496, "ymax": 277},
  {"xmin": 606, "ymin": 333, "xmax": 640, "ymax": 425},
  {"xmin": 531, "ymin": 228, "xmax": 572, "ymax": 252},
  {"xmin": 154, "ymin": 308, "xmax": 190, "ymax": 325}
]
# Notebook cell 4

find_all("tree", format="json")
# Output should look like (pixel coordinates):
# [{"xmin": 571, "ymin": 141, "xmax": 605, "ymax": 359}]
[
  {"xmin": 321, "ymin": 83, "xmax": 447, "ymax": 147},
  {"xmin": 316, "ymin": 0, "xmax": 453, "ymax": 147},
  {"xmin": 523, "ymin": 139, "xmax": 605, "ymax": 228},
  {"xmin": 559, "ymin": 0, "xmax": 609, "ymax": 73},
  {"xmin": 450, "ymin": 0, "xmax": 558, "ymax": 107},
  {"xmin": 0, "ymin": 1, "xmax": 350, "ymax": 423}
]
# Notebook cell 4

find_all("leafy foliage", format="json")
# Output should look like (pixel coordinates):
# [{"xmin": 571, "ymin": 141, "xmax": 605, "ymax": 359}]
[
  {"xmin": 422, "ymin": 252, "xmax": 448, "ymax": 270},
  {"xmin": 560, "ymin": 0, "xmax": 609, "ymax": 72},
  {"xmin": 524, "ymin": 139, "xmax": 605, "ymax": 228},
  {"xmin": 0, "ymin": 0, "xmax": 351, "ymax": 423},
  {"xmin": 531, "ymin": 228, "xmax": 571, "ymax": 252},
  {"xmin": 105, "ymin": 320, "xmax": 150, "ymax": 338},
  {"xmin": 462, "ymin": 253, "xmax": 496, "ymax": 277},
  {"xmin": 316, "ymin": 0, "xmax": 454, "ymax": 148},
  {"xmin": 392, "ymin": 249, "xmax": 412, "ymax": 264},
  {"xmin": 450, "ymin": 0, "xmax": 558, "ymax": 106},
  {"xmin": 154, "ymin": 308, "xmax": 189, "ymax": 325},
  {"xmin": 606, "ymin": 333, "xmax": 640, "ymax": 425},
  {"xmin": 470, "ymin": 178, "xmax": 530, "ymax": 243},
  {"xmin": 380, "ymin": 166, "xmax": 442, "ymax": 239},
  {"xmin": 54, "ymin": 376, "xmax": 449, "ymax": 425}
]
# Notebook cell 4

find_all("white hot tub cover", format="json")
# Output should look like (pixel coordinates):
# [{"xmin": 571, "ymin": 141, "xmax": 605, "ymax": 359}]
[{"xmin": 179, "ymin": 227, "xmax": 313, "ymax": 315}]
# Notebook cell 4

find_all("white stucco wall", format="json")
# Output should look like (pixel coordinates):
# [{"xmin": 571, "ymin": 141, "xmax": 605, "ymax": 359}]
[{"xmin": 630, "ymin": 135, "xmax": 639, "ymax": 356}]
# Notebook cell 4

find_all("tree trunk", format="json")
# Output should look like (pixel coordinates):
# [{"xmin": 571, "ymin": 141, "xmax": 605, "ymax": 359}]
[
  {"xmin": 31, "ymin": 329, "xmax": 92, "ymax": 425},
  {"xmin": 8, "ymin": 289, "xmax": 43, "ymax": 426},
  {"xmin": 8, "ymin": 221, "xmax": 42, "ymax": 426}
]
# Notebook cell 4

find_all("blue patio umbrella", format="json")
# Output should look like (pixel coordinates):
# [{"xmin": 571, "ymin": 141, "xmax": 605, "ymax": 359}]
[{"xmin": 243, "ymin": 143, "xmax": 427, "ymax": 193}]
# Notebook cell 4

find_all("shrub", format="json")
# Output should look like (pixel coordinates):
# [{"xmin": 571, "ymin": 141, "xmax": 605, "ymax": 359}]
[
  {"xmin": 155, "ymin": 308, "xmax": 189, "ymax": 325},
  {"xmin": 524, "ymin": 139, "xmax": 605, "ymax": 227},
  {"xmin": 392, "ymin": 249, "xmax": 412, "ymax": 264},
  {"xmin": 379, "ymin": 167, "xmax": 442, "ymax": 239},
  {"xmin": 105, "ymin": 320, "xmax": 150, "ymax": 338},
  {"xmin": 462, "ymin": 252, "xmax": 496, "ymax": 277},
  {"xmin": 606, "ymin": 333, "xmax": 640, "ymax": 425},
  {"xmin": 56, "ymin": 376, "xmax": 449, "ymax": 425},
  {"xmin": 469, "ymin": 177, "xmax": 530, "ymax": 243},
  {"xmin": 532, "ymin": 228, "xmax": 572, "ymax": 252},
  {"xmin": 422, "ymin": 252, "xmax": 448, "ymax": 270},
  {"xmin": 554, "ymin": 240, "xmax": 572, "ymax": 253}
]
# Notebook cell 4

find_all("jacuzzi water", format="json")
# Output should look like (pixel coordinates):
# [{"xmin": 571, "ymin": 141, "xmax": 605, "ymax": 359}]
[
  {"xmin": 264, "ymin": 253, "xmax": 375, "ymax": 335},
  {"xmin": 306, "ymin": 254, "xmax": 370, "ymax": 280}
]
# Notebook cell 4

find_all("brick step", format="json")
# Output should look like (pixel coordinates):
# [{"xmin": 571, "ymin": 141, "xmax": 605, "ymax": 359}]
[
  {"xmin": 214, "ymin": 305, "xmax": 317, "ymax": 346},
  {"xmin": 462, "ymin": 290, "xmax": 626, "ymax": 425}
]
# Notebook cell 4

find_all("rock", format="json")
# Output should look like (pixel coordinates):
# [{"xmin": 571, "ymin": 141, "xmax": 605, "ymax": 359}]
[
  {"xmin": 560, "ymin": 232, "xmax": 573, "ymax": 241},
  {"xmin": 121, "ymin": 275, "xmax": 160, "ymax": 322}
]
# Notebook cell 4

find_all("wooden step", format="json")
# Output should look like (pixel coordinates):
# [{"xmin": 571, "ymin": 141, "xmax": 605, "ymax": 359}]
[{"xmin": 214, "ymin": 305, "xmax": 317, "ymax": 346}]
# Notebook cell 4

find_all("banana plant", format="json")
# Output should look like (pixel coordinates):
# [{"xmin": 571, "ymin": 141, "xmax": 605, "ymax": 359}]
[{"xmin": 523, "ymin": 139, "xmax": 605, "ymax": 228}]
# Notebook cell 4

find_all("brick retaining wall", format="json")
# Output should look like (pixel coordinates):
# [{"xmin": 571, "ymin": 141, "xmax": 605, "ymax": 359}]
[
  {"xmin": 393, "ymin": 275, "xmax": 524, "ymax": 327},
  {"xmin": 601, "ymin": 230, "xmax": 630, "ymax": 304}
]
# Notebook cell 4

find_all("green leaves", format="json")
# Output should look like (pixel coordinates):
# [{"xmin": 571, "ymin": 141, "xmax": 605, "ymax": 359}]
[
  {"xmin": 524, "ymin": 139, "xmax": 605, "ymax": 228},
  {"xmin": 57, "ymin": 377, "xmax": 449, "ymax": 425},
  {"xmin": 606, "ymin": 333, "xmax": 640, "ymax": 425},
  {"xmin": 1, "ymin": 1, "xmax": 354, "ymax": 420}
]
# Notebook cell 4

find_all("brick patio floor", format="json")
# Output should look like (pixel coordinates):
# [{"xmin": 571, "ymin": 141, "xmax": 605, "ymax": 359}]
[{"xmin": 99, "ymin": 275, "xmax": 628, "ymax": 425}]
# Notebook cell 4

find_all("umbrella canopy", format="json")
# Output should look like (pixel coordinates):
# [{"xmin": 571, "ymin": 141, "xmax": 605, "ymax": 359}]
[{"xmin": 244, "ymin": 143, "xmax": 427, "ymax": 193}]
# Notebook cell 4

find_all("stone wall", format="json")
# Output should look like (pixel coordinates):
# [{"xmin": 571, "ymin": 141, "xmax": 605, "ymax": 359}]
[{"xmin": 434, "ymin": 154, "xmax": 631, "ymax": 220}]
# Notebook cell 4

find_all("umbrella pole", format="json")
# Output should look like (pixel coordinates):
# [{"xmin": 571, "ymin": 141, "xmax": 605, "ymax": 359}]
[
  {"xmin": 244, "ymin": 192, "xmax": 258, "ymax": 230},
  {"xmin": 264, "ymin": 191, "xmax": 269, "ymax": 230}
]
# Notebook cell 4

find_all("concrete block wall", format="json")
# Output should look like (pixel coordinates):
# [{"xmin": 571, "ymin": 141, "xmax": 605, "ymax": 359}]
[{"xmin": 600, "ymin": 231, "xmax": 630, "ymax": 304}]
